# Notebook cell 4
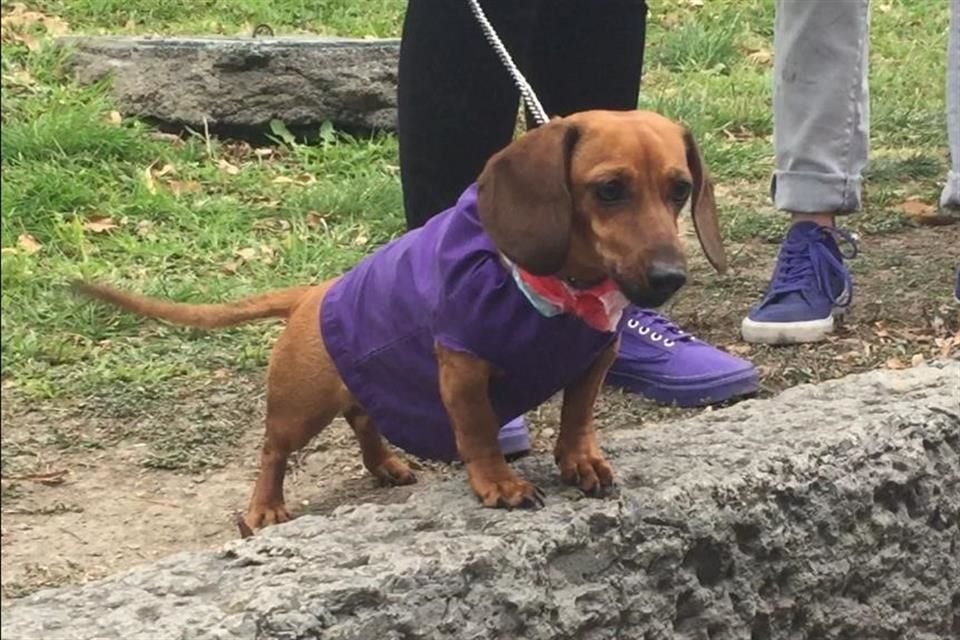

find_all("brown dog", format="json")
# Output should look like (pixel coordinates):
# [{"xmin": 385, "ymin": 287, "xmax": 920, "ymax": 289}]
[{"xmin": 75, "ymin": 110, "xmax": 726, "ymax": 535}]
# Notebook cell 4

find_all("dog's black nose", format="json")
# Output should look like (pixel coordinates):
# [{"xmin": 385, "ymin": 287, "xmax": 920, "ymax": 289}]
[{"xmin": 647, "ymin": 262, "xmax": 687, "ymax": 297}]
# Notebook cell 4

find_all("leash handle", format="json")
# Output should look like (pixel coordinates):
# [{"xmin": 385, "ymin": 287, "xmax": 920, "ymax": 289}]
[{"xmin": 466, "ymin": 0, "xmax": 549, "ymax": 127}]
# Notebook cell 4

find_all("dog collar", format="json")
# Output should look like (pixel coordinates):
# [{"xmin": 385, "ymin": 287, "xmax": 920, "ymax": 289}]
[{"xmin": 502, "ymin": 256, "xmax": 629, "ymax": 333}]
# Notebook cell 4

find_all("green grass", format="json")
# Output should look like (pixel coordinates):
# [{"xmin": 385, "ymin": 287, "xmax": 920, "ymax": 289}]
[
  {"xmin": 1, "ymin": 0, "xmax": 953, "ymax": 450},
  {"xmin": 17, "ymin": 0, "xmax": 406, "ymax": 37}
]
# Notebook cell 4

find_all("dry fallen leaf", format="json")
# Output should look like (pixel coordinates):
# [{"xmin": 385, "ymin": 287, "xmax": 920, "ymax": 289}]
[
  {"xmin": 16, "ymin": 233, "xmax": 42, "ymax": 254},
  {"xmin": 147, "ymin": 131, "xmax": 184, "ymax": 146},
  {"xmin": 223, "ymin": 142, "xmax": 254, "ymax": 161},
  {"xmin": 271, "ymin": 174, "xmax": 316, "ymax": 186},
  {"xmin": 833, "ymin": 350, "xmax": 861, "ymax": 364},
  {"xmin": 258, "ymin": 244, "xmax": 276, "ymax": 264},
  {"xmin": 218, "ymin": 159, "xmax": 241, "ymax": 176},
  {"xmin": 235, "ymin": 247, "xmax": 258, "ymax": 261},
  {"xmin": 11, "ymin": 31, "xmax": 37, "ymax": 50},
  {"xmin": 1, "ymin": 4, "xmax": 69, "ymax": 50},
  {"xmin": 166, "ymin": 179, "xmax": 201, "ymax": 197},
  {"xmin": 83, "ymin": 215, "xmax": 119, "ymax": 234},
  {"xmin": 900, "ymin": 198, "xmax": 934, "ymax": 216},
  {"xmin": 305, "ymin": 211, "xmax": 327, "ymax": 231},
  {"xmin": 899, "ymin": 197, "xmax": 956, "ymax": 226},
  {"xmin": 154, "ymin": 163, "xmax": 176, "ymax": 177},
  {"xmin": 3, "ymin": 68, "xmax": 36, "ymax": 88},
  {"xmin": 746, "ymin": 49, "xmax": 773, "ymax": 65},
  {"xmin": 885, "ymin": 357, "xmax": 906, "ymax": 370},
  {"xmin": 252, "ymin": 218, "xmax": 291, "ymax": 232},
  {"xmin": 725, "ymin": 343, "xmax": 752, "ymax": 357},
  {"xmin": 136, "ymin": 220, "xmax": 154, "ymax": 237},
  {"xmin": 305, "ymin": 213, "xmax": 330, "ymax": 235},
  {"xmin": 142, "ymin": 164, "xmax": 158, "ymax": 194},
  {"xmin": 224, "ymin": 245, "xmax": 275, "ymax": 274},
  {"xmin": 936, "ymin": 335, "xmax": 957, "ymax": 359}
]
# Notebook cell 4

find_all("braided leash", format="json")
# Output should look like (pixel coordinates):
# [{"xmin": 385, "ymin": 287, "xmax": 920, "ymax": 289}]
[{"xmin": 465, "ymin": 0, "xmax": 549, "ymax": 127}]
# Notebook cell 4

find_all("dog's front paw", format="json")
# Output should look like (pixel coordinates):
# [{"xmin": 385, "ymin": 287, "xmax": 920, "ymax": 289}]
[
  {"xmin": 371, "ymin": 455, "xmax": 418, "ymax": 486},
  {"xmin": 472, "ymin": 476, "xmax": 545, "ymax": 510},
  {"xmin": 555, "ymin": 449, "xmax": 616, "ymax": 498},
  {"xmin": 238, "ymin": 503, "xmax": 292, "ymax": 537}
]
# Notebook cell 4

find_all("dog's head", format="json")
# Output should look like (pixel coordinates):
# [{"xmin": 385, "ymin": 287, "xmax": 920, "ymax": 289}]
[{"xmin": 477, "ymin": 110, "xmax": 726, "ymax": 308}]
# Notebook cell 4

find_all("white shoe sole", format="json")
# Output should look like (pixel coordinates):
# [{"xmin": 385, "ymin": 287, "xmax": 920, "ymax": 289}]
[{"xmin": 740, "ymin": 315, "xmax": 835, "ymax": 345}]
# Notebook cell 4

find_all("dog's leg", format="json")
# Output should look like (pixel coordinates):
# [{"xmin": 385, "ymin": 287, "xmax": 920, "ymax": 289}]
[
  {"xmin": 436, "ymin": 346, "xmax": 544, "ymax": 509},
  {"xmin": 245, "ymin": 409, "xmax": 334, "ymax": 531},
  {"xmin": 555, "ymin": 340, "xmax": 618, "ymax": 497},
  {"xmin": 344, "ymin": 406, "xmax": 417, "ymax": 486},
  {"xmin": 242, "ymin": 286, "xmax": 347, "ymax": 533},
  {"xmin": 245, "ymin": 369, "xmax": 342, "ymax": 531}
]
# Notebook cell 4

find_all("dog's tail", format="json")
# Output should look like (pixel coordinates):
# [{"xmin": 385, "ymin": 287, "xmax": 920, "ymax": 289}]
[{"xmin": 73, "ymin": 281, "xmax": 313, "ymax": 329}]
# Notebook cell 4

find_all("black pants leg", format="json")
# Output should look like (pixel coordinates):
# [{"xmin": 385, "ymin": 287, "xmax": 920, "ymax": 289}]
[
  {"xmin": 529, "ymin": 0, "xmax": 648, "ymax": 117},
  {"xmin": 397, "ymin": 0, "xmax": 648, "ymax": 230},
  {"xmin": 397, "ymin": 1, "xmax": 538, "ymax": 229}
]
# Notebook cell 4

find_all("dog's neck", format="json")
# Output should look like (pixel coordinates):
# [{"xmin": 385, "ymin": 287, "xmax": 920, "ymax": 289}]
[{"xmin": 500, "ymin": 255, "xmax": 628, "ymax": 333}]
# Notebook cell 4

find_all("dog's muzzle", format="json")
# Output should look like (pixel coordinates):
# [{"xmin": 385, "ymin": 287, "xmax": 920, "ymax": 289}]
[{"xmin": 614, "ymin": 262, "xmax": 687, "ymax": 309}]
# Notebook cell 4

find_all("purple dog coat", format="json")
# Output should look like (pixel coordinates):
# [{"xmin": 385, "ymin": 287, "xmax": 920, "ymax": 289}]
[{"xmin": 320, "ymin": 184, "xmax": 617, "ymax": 461}]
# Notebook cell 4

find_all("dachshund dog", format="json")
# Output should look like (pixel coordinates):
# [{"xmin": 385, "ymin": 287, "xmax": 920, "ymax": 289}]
[{"xmin": 75, "ymin": 110, "xmax": 726, "ymax": 535}]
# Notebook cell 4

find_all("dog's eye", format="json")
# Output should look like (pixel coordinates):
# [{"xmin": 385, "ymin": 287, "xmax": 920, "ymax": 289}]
[
  {"xmin": 670, "ymin": 181, "xmax": 692, "ymax": 206},
  {"xmin": 594, "ymin": 179, "xmax": 627, "ymax": 204}
]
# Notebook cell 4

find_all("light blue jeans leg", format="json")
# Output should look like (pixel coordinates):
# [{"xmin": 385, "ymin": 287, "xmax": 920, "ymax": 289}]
[
  {"xmin": 941, "ymin": 0, "xmax": 960, "ymax": 209},
  {"xmin": 772, "ymin": 0, "xmax": 871, "ymax": 214}
]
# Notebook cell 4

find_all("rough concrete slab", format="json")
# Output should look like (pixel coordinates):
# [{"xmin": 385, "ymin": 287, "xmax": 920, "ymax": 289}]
[
  {"xmin": 2, "ymin": 362, "xmax": 958, "ymax": 640},
  {"xmin": 59, "ymin": 36, "xmax": 400, "ymax": 133}
]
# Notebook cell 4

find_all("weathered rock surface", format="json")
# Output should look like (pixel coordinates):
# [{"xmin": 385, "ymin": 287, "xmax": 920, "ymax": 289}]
[
  {"xmin": 59, "ymin": 36, "xmax": 400, "ymax": 133},
  {"xmin": 3, "ymin": 362, "xmax": 959, "ymax": 640}
]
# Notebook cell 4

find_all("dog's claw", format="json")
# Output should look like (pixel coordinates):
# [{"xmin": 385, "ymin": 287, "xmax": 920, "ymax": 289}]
[
  {"xmin": 479, "ymin": 478, "xmax": 545, "ymax": 510},
  {"xmin": 235, "ymin": 513, "xmax": 255, "ymax": 539},
  {"xmin": 582, "ymin": 479, "xmax": 617, "ymax": 499},
  {"xmin": 557, "ymin": 452, "xmax": 615, "ymax": 499},
  {"xmin": 372, "ymin": 456, "xmax": 417, "ymax": 487},
  {"xmin": 586, "ymin": 483, "xmax": 606, "ymax": 499},
  {"xmin": 521, "ymin": 492, "xmax": 545, "ymax": 510}
]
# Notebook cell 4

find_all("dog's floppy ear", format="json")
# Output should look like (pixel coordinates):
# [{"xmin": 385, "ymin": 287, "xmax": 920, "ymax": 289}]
[
  {"xmin": 477, "ymin": 119, "xmax": 580, "ymax": 276},
  {"xmin": 683, "ymin": 128, "xmax": 728, "ymax": 273}
]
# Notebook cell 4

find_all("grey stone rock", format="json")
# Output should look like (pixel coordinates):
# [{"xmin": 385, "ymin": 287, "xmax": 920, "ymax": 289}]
[
  {"xmin": 3, "ymin": 362, "xmax": 959, "ymax": 640},
  {"xmin": 59, "ymin": 36, "xmax": 400, "ymax": 133}
]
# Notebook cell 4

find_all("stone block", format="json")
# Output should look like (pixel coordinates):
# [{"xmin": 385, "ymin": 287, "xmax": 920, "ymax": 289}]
[
  {"xmin": 59, "ymin": 35, "xmax": 400, "ymax": 133},
  {"xmin": 3, "ymin": 362, "xmax": 958, "ymax": 639}
]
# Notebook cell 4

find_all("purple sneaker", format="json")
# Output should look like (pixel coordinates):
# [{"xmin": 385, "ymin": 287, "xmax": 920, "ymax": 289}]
[
  {"xmin": 605, "ymin": 308, "xmax": 759, "ymax": 407},
  {"xmin": 498, "ymin": 416, "xmax": 531, "ymax": 460},
  {"xmin": 741, "ymin": 222, "xmax": 857, "ymax": 345}
]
